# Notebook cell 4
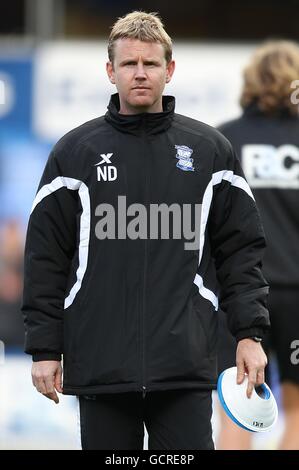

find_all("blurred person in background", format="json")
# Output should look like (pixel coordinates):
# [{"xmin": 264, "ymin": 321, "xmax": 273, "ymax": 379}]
[
  {"xmin": 216, "ymin": 40, "xmax": 299, "ymax": 450},
  {"xmin": 0, "ymin": 219, "xmax": 24, "ymax": 348},
  {"xmin": 22, "ymin": 11, "xmax": 270, "ymax": 450}
]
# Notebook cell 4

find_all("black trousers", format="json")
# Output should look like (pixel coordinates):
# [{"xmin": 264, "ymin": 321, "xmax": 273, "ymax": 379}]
[{"xmin": 78, "ymin": 389, "xmax": 214, "ymax": 450}]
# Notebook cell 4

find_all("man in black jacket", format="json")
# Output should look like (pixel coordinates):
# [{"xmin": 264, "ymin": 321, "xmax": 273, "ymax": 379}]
[
  {"xmin": 22, "ymin": 11, "xmax": 269, "ymax": 450},
  {"xmin": 216, "ymin": 40, "xmax": 299, "ymax": 450}
]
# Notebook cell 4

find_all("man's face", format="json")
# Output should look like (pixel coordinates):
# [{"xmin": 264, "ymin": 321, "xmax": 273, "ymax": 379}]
[{"xmin": 106, "ymin": 38, "xmax": 175, "ymax": 114}]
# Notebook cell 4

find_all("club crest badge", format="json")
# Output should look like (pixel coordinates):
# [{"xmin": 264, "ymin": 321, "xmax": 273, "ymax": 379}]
[{"xmin": 175, "ymin": 145, "xmax": 195, "ymax": 172}]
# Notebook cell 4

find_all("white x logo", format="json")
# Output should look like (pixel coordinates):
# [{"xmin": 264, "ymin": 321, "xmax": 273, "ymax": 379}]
[{"xmin": 94, "ymin": 153, "xmax": 113, "ymax": 165}]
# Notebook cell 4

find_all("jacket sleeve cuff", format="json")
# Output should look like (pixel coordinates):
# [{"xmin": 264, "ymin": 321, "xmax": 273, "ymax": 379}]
[
  {"xmin": 235, "ymin": 327, "xmax": 267, "ymax": 342},
  {"xmin": 32, "ymin": 353, "xmax": 62, "ymax": 362}
]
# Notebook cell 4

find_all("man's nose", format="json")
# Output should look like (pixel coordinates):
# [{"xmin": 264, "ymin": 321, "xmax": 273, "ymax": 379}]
[{"xmin": 135, "ymin": 62, "xmax": 147, "ymax": 79}]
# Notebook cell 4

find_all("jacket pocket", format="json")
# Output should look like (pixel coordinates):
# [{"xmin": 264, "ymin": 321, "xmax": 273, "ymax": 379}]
[{"xmin": 191, "ymin": 291, "xmax": 217, "ymax": 358}]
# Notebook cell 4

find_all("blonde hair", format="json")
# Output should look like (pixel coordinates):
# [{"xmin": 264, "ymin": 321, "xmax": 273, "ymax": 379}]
[
  {"xmin": 108, "ymin": 11, "xmax": 172, "ymax": 64},
  {"xmin": 240, "ymin": 40, "xmax": 299, "ymax": 116}
]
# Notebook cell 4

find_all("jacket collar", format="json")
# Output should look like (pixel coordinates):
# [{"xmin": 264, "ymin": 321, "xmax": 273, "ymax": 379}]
[
  {"xmin": 243, "ymin": 101, "xmax": 297, "ymax": 119},
  {"xmin": 104, "ymin": 93, "xmax": 175, "ymax": 135}
]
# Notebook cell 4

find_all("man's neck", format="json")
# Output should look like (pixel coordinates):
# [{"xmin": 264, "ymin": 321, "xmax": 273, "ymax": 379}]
[{"xmin": 119, "ymin": 100, "xmax": 163, "ymax": 115}]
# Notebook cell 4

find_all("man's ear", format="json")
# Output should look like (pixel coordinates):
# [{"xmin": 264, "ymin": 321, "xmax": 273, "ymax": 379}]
[
  {"xmin": 166, "ymin": 60, "xmax": 175, "ymax": 83},
  {"xmin": 106, "ymin": 61, "xmax": 115, "ymax": 84}
]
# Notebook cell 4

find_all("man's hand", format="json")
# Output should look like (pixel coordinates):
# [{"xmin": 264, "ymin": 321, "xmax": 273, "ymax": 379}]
[
  {"xmin": 236, "ymin": 338, "xmax": 268, "ymax": 399},
  {"xmin": 32, "ymin": 361, "xmax": 63, "ymax": 404}
]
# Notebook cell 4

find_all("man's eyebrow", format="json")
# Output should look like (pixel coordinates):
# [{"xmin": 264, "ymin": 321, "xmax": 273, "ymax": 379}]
[
  {"xmin": 119, "ymin": 58, "xmax": 161, "ymax": 65},
  {"xmin": 144, "ymin": 59, "xmax": 161, "ymax": 64},
  {"xmin": 119, "ymin": 58, "xmax": 137, "ymax": 64}
]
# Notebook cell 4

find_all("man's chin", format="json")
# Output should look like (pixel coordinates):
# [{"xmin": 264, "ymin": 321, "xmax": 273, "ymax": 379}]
[
  {"xmin": 130, "ymin": 97, "xmax": 153, "ymax": 108},
  {"xmin": 128, "ymin": 99, "xmax": 155, "ymax": 113}
]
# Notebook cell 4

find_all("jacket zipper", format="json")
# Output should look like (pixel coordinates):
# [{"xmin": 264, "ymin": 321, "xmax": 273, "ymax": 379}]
[
  {"xmin": 142, "ymin": 233, "xmax": 148, "ymax": 399},
  {"xmin": 141, "ymin": 127, "xmax": 149, "ymax": 399}
]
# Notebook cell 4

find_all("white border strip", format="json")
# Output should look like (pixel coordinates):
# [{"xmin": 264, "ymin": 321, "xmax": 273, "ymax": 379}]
[
  {"xmin": 195, "ymin": 170, "xmax": 254, "ymax": 308},
  {"xmin": 31, "ymin": 176, "xmax": 90, "ymax": 309},
  {"xmin": 76, "ymin": 397, "xmax": 83, "ymax": 450},
  {"xmin": 194, "ymin": 273, "xmax": 219, "ymax": 310}
]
